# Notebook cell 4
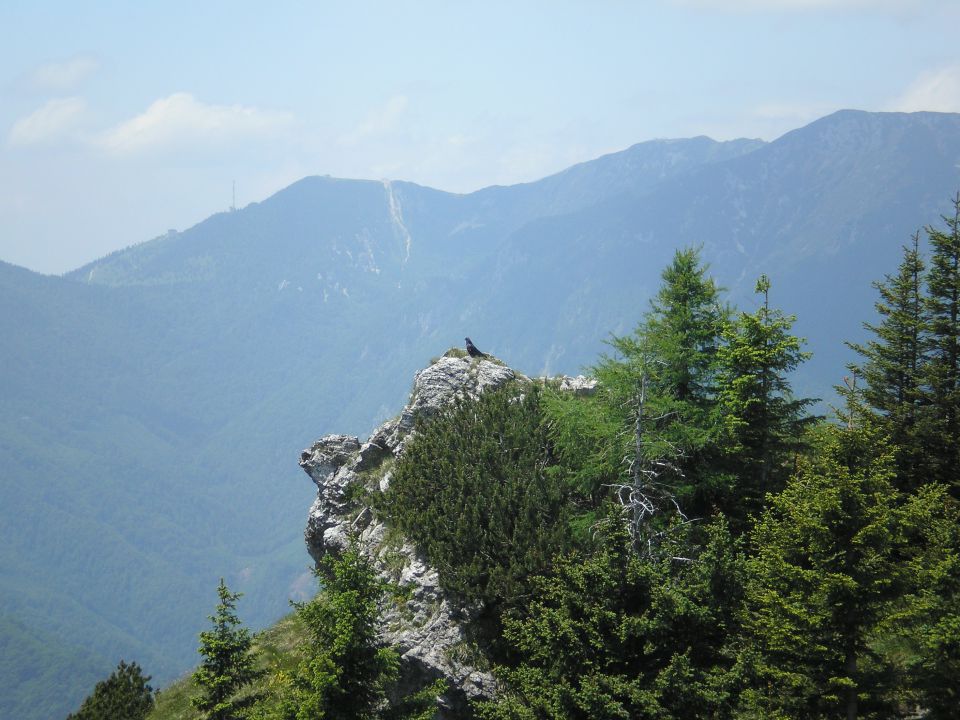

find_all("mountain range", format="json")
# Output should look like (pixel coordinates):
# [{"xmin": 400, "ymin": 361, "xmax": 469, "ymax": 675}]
[{"xmin": 2, "ymin": 109, "xmax": 960, "ymax": 719}]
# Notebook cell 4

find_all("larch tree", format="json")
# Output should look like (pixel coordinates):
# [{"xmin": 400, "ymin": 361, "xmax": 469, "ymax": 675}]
[{"xmin": 594, "ymin": 247, "xmax": 729, "ymax": 519}]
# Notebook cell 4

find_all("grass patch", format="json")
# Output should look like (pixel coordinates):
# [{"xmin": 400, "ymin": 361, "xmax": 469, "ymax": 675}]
[
  {"xmin": 147, "ymin": 611, "xmax": 308, "ymax": 720},
  {"xmin": 345, "ymin": 456, "xmax": 395, "ymax": 513}
]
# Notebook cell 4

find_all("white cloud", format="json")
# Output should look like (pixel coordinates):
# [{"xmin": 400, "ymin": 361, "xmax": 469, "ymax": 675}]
[
  {"xmin": 339, "ymin": 96, "xmax": 409, "ymax": 146},
  {"xmin": 7, "ymin": 97, "xmax": 87, "ymax": 146},
  {"xmin": 890, "ymin": 66, "xmax": 960, "ymax": 113},
  {"xmin": 28, "ymin": 55, "xmax": 99, "ymax": 92},
  {"xmin": 98, "ymin": 93, "xmax": 294, "ymax": 154}
]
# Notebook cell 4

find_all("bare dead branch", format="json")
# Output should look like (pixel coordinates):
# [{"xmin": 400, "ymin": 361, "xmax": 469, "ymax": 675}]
[{"xmin": 603, "ymin": 365, "xmax": 696, "ymax": 560}]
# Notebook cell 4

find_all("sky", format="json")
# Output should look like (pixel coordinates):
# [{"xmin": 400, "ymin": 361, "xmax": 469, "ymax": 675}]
[{"xmin": 2, "ymin": 1, "xmax": 959, "ymax": 274}]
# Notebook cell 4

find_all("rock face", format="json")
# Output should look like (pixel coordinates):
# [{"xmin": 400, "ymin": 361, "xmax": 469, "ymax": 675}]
[
  {"xmin": 299, "ymin": 351, "xmax": 598, "ymax": 716},
  {"xmin": 299, "ymin": 351, "xmax": 520, "ymax": 716}
]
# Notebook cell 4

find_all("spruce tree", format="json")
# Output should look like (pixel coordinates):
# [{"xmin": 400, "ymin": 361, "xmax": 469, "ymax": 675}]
[
  {"xmin": 715, "ymin": 275, "xmax": 814, "ymax": 525},
  {"xmin": 636, "ymin": 247, "xmax": 727, "ymax": 408},
  {"xmin": 897, "ymin": 483, "xmax": 960, "ymax": 718},
  {"xmin": 922, "ymin": 194, "xmax": 960, "ymax": 494},
  {"xmin": 192, "ymin": 579, "xmax": 263, "ymax": 720},
  {"xmin": 275, "ymin": 544, "xmax": 442, "ymax": 720},
  {"xmin": 66, "ymin": 660, "xmax": 154, "ymax": 720},
  {"xmin": 738, "ymin": 425, "xmax": 914, "ymax": 719},
  {"xmin": 847, "ymin": 233, "xmax": 928, "ymax": 489}
]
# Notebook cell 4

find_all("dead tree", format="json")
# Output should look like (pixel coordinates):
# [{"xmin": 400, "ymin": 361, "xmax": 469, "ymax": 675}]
[{"xmin": 606, "ymin": 369, "xmax": 694, "ymax": 560}]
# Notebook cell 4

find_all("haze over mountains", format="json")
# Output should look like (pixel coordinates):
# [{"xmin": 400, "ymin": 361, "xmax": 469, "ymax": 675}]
[{"xmin": 3, "ymin": 109, "xmax": 960, "ymax": 719}]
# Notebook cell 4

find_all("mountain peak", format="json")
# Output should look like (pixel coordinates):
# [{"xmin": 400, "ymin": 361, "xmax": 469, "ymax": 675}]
[{"xmin": 780, "ymin": 108, "xmax": 960, "ymax": 144}]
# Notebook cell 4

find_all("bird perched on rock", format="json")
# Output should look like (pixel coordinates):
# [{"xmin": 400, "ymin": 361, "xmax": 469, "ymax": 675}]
[{"xmin": 465, "ymin": 337, "xmax": 487, "ymax": 358}]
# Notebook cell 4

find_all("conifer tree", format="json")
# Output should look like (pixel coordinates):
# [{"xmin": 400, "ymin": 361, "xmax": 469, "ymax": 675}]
[
  {"xmin": 595, "ymin": 247, "xmax": 728, "ymax": 516},
  {"xmin": 477, "ymin": 519, "xmax": 746, "ymax": 720},
  {"xmin": 274, "ymin": 544, "xmax": 442, "ymax": 720},
  {"xmin": 66, "ymin": 660, "xmax": 154, "ymax": 720},
  {"xmin": 847, "ymin": 233, "xmax": 928, "ymax": 489},
  {"xmin": 192, "ymin": 579, "xmax": 263, "ymax": 720},
  {"xmin": 738, "ymin": 425, "xmax": 914, "ymax": 719},
  {"xmin": 896, "ymin": 483, "xmax": 960, "ymax": 718},
  {"xmin": 637, "ymin": 247, "xmax": 727, "ymax": 408},
  {"xmin": 922, "ymin": 194, "xmax": 960, "ymax": 493},
  {"xmin": 715, "ymin": 275, "xmax": 814, "ymax": 525},
  {"xmin": 384, "ymin": 384, "xmax": 570, "ymax": 613}
]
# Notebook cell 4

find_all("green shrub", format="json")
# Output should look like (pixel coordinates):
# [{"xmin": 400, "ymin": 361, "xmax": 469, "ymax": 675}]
[{"xmin": 381, "ymin": 384, "xmax": 573, "ymax": 617}]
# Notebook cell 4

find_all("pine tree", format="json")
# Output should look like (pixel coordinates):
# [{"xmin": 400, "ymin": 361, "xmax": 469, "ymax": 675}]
[
  {"xmin": 192, "ymin": 579, "xmax": 263, "ymax": 720},
  {"xmin": 477, "ymin": 518, "xmax": 746, "ymax": 720},
  {"xmin": 847, "ymin": 233, "xmax": 928, "ymax": 489},
  {"xmin": 715, "ymin": 275, "xmax": 814, "ymax": 525},
  {"xmin": 922, "ymin": 193, "xmax": 960, "ymax": 494},
  {"xmin": 383, "ymin": 384, "xmax": 571, "ymax": 613},
  {"xmin": 66, "ymin": 660, "xmax": 154, "ymax": 720}
]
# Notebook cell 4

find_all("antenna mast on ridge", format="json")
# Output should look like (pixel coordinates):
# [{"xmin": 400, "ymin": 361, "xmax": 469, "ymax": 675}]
[{"xmin": 231, "ymin": 180, "xmax": 236, "ymax": 212}]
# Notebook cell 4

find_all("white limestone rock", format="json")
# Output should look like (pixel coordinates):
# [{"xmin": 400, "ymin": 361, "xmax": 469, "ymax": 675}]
[
  {"xmin": 298, "ymin": 350, "xmax": 587, "ymax": 716},
  {"xmin": 555, "ymin": 374, "xmax": 598, "ymax": 396}
]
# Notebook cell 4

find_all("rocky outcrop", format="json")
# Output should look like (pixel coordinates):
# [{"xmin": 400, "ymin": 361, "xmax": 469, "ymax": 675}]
[
  {"xmin": 299, "ymin": 350, "xmax": 593, "ymax": 716},
  {"xmin": 554, "ymin": 373, "xmax": 598, "ymax": 396}
]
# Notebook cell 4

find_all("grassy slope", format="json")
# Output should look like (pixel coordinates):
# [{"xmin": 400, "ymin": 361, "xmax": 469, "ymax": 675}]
[{"xmin": 147, "ymin": 611, "xmax": 307, "ymax": 720}]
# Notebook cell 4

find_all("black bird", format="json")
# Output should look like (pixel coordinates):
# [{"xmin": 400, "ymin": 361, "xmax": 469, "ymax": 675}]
[{"xmin": 465, "ymin": 337, "xmax": 486, "ymax": 358}]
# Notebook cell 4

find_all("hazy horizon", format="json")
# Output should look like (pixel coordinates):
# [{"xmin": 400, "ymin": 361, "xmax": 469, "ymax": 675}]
[{"xmin": 3, "ymin": 1, "xmax": 959, "ymax": 274}]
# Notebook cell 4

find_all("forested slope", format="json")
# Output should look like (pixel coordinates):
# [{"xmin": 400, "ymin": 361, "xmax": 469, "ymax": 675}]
[{"xmin": 118, "ymin": 201, "xmax": 960, "ymax": 719}]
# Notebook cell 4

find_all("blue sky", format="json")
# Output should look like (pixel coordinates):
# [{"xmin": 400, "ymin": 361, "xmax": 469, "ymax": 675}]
[{"xmin": 2, "ymin": 0, "xmax": 959, "ymax": 273}]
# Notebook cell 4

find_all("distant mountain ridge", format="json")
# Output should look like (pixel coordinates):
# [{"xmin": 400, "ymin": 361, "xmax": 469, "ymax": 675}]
[
  {"xmin": 3, "ymin": 110, "xmax": 960, "ymax": 719},
  {"xmin": 69, "ymin": 133, "xmax": 766, "ymax": 289}
]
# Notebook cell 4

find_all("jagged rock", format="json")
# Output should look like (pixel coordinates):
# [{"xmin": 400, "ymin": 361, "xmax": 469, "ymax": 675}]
[
  {"xmin": 298, "ymin": 351, "xmax": 567, "ymax": 717},
  {"xmin": 300, "ymin": 434, "xmax": 361, "ymax": 490},
  {"xmin": 301, "ymin": 435, "xmax": 363, "ymax": 555},
  {"xmin": 555, "ymin": 373, "xmax": 598, "ymax": 396},
  {"xmin": 385, "ymin": 355, "xmax": 517, "ymax": 453}
]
